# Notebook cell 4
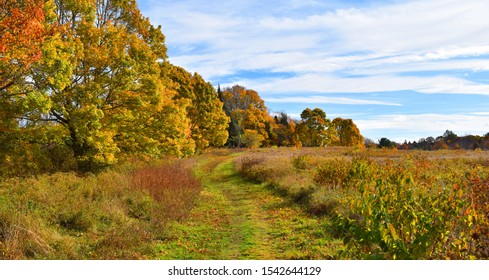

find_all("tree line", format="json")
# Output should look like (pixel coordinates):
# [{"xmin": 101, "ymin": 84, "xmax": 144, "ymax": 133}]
[
  {"xmin": 370, "ymin": 130, "xmax": 489, "ymax": 150},
  {"xmin": 1, "ymin": 0, "xmax": 363, "ymax": 176},
  {"xmin": 218, "ymin": 85, "xmax": 364, "ymax": 149}
]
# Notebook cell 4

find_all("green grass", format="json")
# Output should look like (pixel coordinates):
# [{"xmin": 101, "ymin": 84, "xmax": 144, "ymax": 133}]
[{"xmin": 155, "ymin": 153, "xmax": 342, "ymax": 259}]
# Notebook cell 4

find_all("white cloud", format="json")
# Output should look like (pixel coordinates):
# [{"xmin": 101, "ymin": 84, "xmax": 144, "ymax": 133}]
[
  {"xmin": 147, "ymin": 0, "xmax": 489, "ymax": 96},
  {"xmin": 237, "ymin": 74, "xmax": 489, "ymax": 95},
  {"xmin": 356, "ymin": 113, "xmax": 489, "ymax": 139},
  {"xmin": 264, "ymin": 96, "xmax": 401, "ymax": 106},
  {"xmin": 140, "ymin": 0, "xmax": 489, "ymax": 140}
]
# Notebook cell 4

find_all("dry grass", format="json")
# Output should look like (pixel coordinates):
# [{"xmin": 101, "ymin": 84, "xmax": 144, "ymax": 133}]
[
  {"xmin": 131, "ymin": 161, "xmax": 201, "ymax": 222},
  {"xmin": 0, "ymin": 158, "xmax": 201, "ymax": 259}
]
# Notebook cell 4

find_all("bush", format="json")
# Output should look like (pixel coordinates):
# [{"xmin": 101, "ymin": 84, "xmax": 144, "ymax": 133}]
[
  {"xmin": 333, "ymin": 178, "xmax": 473, "ymax": 259},
  {"xmin": 130, "ymin": 161, "xmax": 202, "ymax": 222},
  {"xmin": 467, "ymin": 174, "xmax": 489, "ymax": 258},
  {"xmin": 235, "ymin": 156, "xmax": 266, "ymax": 181},
  {"xmin": 241, "ymin": 130, "xmax": 265, "ymax": 148}
]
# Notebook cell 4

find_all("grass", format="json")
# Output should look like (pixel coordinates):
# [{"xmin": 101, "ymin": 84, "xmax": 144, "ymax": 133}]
[
  {"xmin": 2, "ymin": 147, "xmax": 488, "ymax": 259},
  {"xmin": 155, "ymin": 153, "xmax": 342, "ymax": 259},
  {"xmin": 0, "ymin": 158, "xmax": 201, "ymax": 259},
  {"xmin": 234, "ymin": 147, "xmax": 489, "ymax": 259}
]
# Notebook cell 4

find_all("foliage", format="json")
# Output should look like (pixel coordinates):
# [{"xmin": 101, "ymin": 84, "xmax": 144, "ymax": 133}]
[
  {"xmin": 467, "ymin": 174, "xmax": 489, "ymax": 258},
  {"xmin": 296, "ymin": 108, "xmax": 338, "ymax": 147},
  {"xmin": 1, "ymin": 0, "xmax": 233, "ymax": 174},
  {"xmin": 0, "ymin": 0, "xmax": 50, "ymax": 89},
  {"xmin": 378, "ymin": 137, "xmax": 396, "ymax": 149},
  {"xmin": 220, "ymin": 85, "xmax": 273, "ymax": 148},
  {"xmin": 272, "ymin": 112, "xmax": 300, "ymax": 147},
  {"xmin": 131, "ymin": 161, "xmax": 202, "ymax": 222},
  {"xmin": 332, "ymin": 117, "xmax": 364, "ymax": 148},
  {"xmin": 334, "ymin": 179, "xmax": 472, "ymax": 259},
  {"xmin": 166, "ymin": 65, "xmax": 229, "ymax": 152}
]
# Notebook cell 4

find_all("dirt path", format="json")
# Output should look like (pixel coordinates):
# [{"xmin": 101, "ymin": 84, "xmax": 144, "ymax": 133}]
[{"xmin": 155, "ymin": 154, "xmax": 339, "ymax": 259}]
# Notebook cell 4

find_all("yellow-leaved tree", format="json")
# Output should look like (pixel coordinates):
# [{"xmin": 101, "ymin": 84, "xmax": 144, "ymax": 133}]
[
  {"xmin": 165, "ymin": 64, "xmax": 229, "ymax": 152},
  {"xmin": 296, "ymin": 108, "xmax": 338, "ymax": 147},
  {"xmin": 26, "ymin": 0, "xmax": 194, "ymax": 171},
  {"xmin": 332, "ymin": 117, "xmax": 364, "ymax": 148}
]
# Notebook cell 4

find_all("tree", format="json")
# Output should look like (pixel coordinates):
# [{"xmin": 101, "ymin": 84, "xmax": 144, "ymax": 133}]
[
  {"xmin": 443, "ymin": 130, "xmax": 458, "ymax": 143},
  {"xmin": 166, "ymin": 65, "xmax": 229, "ymax": 152},
  {"xmin": 296, "ymin": 108, "xmax": 338, "ymax": 147},
  {"xmin": 0, "ymin": 0, "xmax": 51, "ymax": 90},
  {"xmin": 364, "ymin": 138, "xmax": 377, "ymax": 148},
  {"xmin": 332, "ymin": 117, "xmax": 364, "ymax": 148},
  {"xmin": 1, "ymin": 0, "xmax": 55, "ymax": 132},
  {"xmin": 378, "ymin": 137, "xmax": 395, "ymax": 149},
  {"xmin": 220, "ymin": 85, "xmax": 271, "ymax": 147},
  {"xmin": 23, "ymin": 0, "xmax": 194, "ymax": 170},
  {"xmin": 272, "ymin": 112, "xmax": 299, "ymax": 147}
]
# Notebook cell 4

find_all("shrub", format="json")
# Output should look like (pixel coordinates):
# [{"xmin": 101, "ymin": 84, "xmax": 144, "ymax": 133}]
[
  {"xmin": 291, "ymin": 154, "xmax": 320, "ymax": 170},
  {"xmin": 333, "ymin": 178, "xmax": 473, "ymax": 259},
  {"xmin": 130, "ymin": 161, "xmax": 201, "ymax": 222},
  {"xmin": 235, "ymin": 156, "xmax": 266, "ymax": 181},
  {"xmin": 0, "ymin": 159, "xmax": 201, "ymax": 259},
  {"xmin": 467, "ymin": 174, "xmax": 489, "ymax": 258},
  {"xmin": 314, "ymin": 159, "xmax": 350, "ymax": 188}
]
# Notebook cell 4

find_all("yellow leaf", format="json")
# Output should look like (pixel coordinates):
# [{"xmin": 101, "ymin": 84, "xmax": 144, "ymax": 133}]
[{"xmin": 388, "ymin": 223, "xmax": 398, "ymax": 241}]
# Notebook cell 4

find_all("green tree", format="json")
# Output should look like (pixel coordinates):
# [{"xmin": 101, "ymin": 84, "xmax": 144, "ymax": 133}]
[
  {"xmin": 378, "ymin": 137, "xmax": 396, "ymax": 149},
  {"xmin": 443, "ymin": 130, "xmax": 458, "ymax": 143},
  {"xmin": 297, "ymin": 108, "xmax": 338, "ymax": 147}
]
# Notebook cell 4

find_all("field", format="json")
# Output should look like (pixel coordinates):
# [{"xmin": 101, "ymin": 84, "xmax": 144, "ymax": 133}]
[{"xmin": 1, "ymin": 147, "xmax": 488, "ymax": 259}]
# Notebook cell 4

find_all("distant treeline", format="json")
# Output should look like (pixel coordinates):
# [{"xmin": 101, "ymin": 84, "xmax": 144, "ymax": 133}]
[{"xmin": 370, "ymin": 130, "xmax": 489, "ymax": 150}]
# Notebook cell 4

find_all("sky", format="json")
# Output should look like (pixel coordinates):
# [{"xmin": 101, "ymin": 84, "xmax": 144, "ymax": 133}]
[{"xmin": 138, "ymin": 0, "xmax": 489, "ymax": 142}]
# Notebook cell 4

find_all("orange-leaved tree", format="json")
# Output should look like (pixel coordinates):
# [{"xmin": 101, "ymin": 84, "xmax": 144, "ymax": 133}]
[
  {"xmin": 220, "ymin": 85, "xmax": 272, "ymax": 148},
  {"xmin": 0, "ymin": 0, "xmax": 50, "ymax": 91},
  {"xmin": 332, "ymin": 117, "xmax": 364, "ymax": 148},
  {"xmin": 1, "ymin": 0, "xmax": 55, "ymax": 130}
]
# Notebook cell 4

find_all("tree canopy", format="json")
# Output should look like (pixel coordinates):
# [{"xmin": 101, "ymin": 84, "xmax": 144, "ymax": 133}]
[
  {"xmin": 220, "ymin": 85, "xmax": 273, "ymax": 148},
  {"xmin": 297, "ymin": 108, "xmax": 338, "ymax": 147},
  {"xmin": 0, "ymin": 1, "xmax": 366, "ymax": 176}
]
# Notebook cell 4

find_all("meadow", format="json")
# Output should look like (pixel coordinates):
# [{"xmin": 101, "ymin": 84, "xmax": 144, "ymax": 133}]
[
  {"xmin": 1, "ymin": 147, "xmax": 488, "ymax": 259},
  {"xmin": 235, "ymin": 147, "xmax": 489, "ymax": 259}
]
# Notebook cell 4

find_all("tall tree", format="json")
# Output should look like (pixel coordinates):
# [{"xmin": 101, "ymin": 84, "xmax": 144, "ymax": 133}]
[
  {"xmin": 27, "ymin": 0, "xmax": 193, "ymax": 170},
  {"xmin": 332, "ymin": 117, "xmax": 364, "ymax": 148},
  {"xmin": 297, "ymin": 108, "xmax": 337, "ymax": 147},
  {"xmin": 166, "ymin": 64, "xmax": 229, "ymax": 151},
  {"xmin": 220, "ymin": 85, "xmax": 271, "ymax": 148},
  {"xmin": 273, "ymin": 112, "xmax": 299, "ymax": 147}
]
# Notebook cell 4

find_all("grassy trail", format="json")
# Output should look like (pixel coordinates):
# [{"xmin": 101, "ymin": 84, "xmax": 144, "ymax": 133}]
[{"xmin": 155, "ymin": 153, "xmax": 340, "ymax": 260}]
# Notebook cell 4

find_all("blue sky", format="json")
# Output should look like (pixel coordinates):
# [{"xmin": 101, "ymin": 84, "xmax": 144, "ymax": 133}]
[{"xmin": 138, "ymin": 0, "xmax": 489, "ymax": 142}]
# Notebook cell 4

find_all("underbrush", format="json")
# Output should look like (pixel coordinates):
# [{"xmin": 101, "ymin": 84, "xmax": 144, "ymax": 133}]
[
  {"xmin": 0, "ymin": 159, "xmax": 200, "ymax": 259},
  {"xmin": 235, "ymin": 148, "xmax": 489, "ymax": 259}
]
